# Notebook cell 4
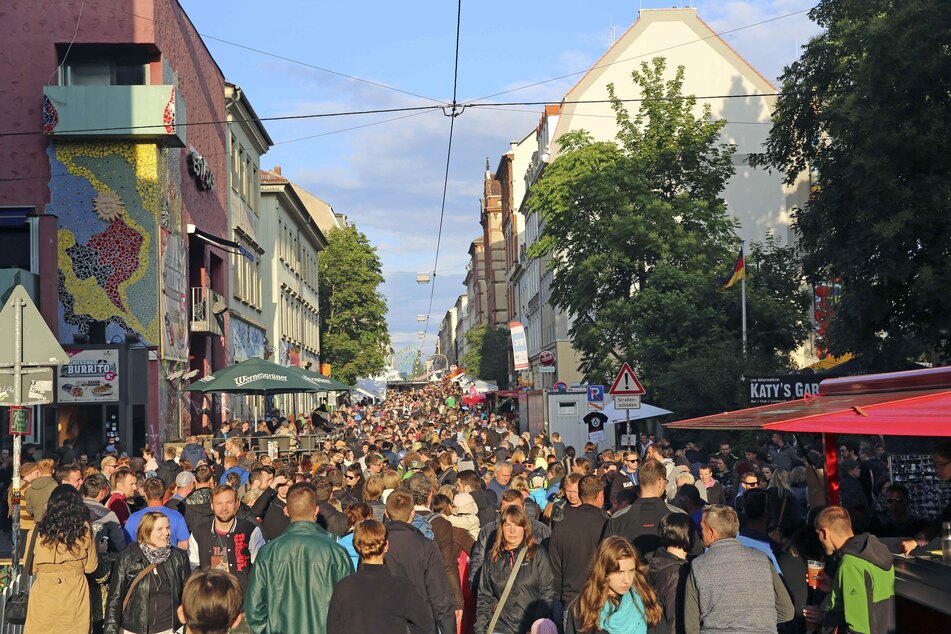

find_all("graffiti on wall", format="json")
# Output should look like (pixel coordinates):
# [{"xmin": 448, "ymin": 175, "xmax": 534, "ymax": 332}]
[
  {"xmin": 49, "ymin": 142, "xmax": 160, "ymax": 345},
  {"xmin": 231, "ymin": 317, "xmax": 265, "ymax": 363}
]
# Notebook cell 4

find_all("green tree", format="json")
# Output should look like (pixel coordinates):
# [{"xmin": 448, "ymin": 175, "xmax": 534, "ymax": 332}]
[
  {"xmin": 317, "ymin": 225, "xmax": 390, "ymax": 385},
  {"xmin": 461, "ymin": 324, "xmax": 510, "ymax": 389},
  {"xmin": 528, "ymin": 58, "xmax": 810, "ymax": 417},
  {"xmin": 749, "ymin": 0, "xmax": 951, "ymax": 368}
]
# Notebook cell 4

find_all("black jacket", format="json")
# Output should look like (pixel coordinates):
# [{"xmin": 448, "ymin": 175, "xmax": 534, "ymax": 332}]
[
  {"xmin": 103, "ymin": 544, "xmax": 191, "ymax": 634},
  {"xmin": 469, "ymin": 488, "xmax": 498, "ymax": 527},
  {"xmin": 327, "ymin": 563, "xmax": 436, "ymax": 634},
  {"xmin": 182, "ymin": 487, "xmax": 214, "ymax": 531},
  {"xmin": 319, "ymin": 501, "xmax": 347, "ymax": 538},
  {"xmin": 474, "ymin": 545, "xmax": 554, "ymax": 634},
  {"xmin": 550, "ymin": 504, "xmax": 608, "ymax": 605},
  {"xmin": 646, "ymin": 547, "xmax": 689, "ymax": 634},
  {"xmin": 383, "ymin": 520, "xmax": 457, "ymax": 634},
  {"xmin": 154, "ymin": 460, "xmax": 182, "ymax": 489},
  {"xmin": 604, "ymin": 497, "xmax": 702, "ymax": 556}
]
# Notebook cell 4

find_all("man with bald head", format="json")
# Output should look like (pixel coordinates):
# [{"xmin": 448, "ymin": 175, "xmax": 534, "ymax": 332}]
[{"xmin": 244, "ymin": 482, "xmax": 353, "ymax": 634}]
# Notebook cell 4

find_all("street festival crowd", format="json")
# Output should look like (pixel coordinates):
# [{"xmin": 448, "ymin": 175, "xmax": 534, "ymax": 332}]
[{"xmin": 2, "ymin": 378, "xmax": 950, "ymax": 634}]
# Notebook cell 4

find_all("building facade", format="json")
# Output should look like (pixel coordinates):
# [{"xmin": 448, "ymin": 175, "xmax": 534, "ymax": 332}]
[
  {"xmin": 225, "ymin": 83, "xmax": 272, "ymax": 421},
  {"xmin": 481, "ymin": 162, "xmax": 507, "ymax": 327},
  {"xmin": 0, "ymin": 0, "xmax": 239, "ymax": 452},
  {"xmin": 259, "ymin": 169, "xmax": 328, "ymax": 416}
]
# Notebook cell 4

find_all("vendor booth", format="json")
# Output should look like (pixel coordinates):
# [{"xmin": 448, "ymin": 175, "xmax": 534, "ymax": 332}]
[{"xmin": 666, "ymin": 366, "xmax": 951, "ymax": 629}]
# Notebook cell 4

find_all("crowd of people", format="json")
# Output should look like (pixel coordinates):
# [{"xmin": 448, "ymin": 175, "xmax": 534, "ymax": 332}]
[{"xmin": 2, "ymin": 378, "xmax": 949, "ymax": 634}]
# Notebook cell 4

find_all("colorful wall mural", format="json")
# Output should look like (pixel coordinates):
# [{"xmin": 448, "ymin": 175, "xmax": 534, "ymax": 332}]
[{"xmin": 48, "ymin": 141, "xmax": 162, "ymax": 345}]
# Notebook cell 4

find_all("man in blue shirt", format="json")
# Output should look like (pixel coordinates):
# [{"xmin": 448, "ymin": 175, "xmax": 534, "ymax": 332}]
[{"xmin": 124, "ymin": 476, "xmax": 190, "ymax": 548}]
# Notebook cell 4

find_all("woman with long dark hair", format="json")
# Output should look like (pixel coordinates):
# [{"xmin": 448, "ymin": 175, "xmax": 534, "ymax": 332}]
[
  {"xmin": 474, "ymin": 505, "xmax": 554, "ymax": 634},
  {"xmin": 104, "ymin": 511, "xmax": 191, "ymax": 634},
  {"xmin": 566, "ymin": 536, "xmax": 662, "ymax": 634},
  {"xmin": 24, "ymin": 484, "xmax": 99, "ymax": 634}
]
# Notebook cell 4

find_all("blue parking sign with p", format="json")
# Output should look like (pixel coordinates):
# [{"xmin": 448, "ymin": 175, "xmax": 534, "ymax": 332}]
[{"xmin": 587, "ymin": 385, "xmax": 604, "ymax": 402}]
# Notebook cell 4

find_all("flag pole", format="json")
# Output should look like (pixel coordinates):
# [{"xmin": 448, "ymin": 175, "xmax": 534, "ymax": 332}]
[{"xmin": 741, "ymin": 241, "xmax": 748, "ymax": 355}]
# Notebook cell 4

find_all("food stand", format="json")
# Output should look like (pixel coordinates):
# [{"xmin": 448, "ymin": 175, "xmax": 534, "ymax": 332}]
[{"xmin": 666, "ymin": 366, "xmax": 951, "ymax": 628}]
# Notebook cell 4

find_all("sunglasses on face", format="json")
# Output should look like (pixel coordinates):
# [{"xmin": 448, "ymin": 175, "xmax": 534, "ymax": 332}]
[{"xmin": 886, "ymin": 498, "xmax": 905, "ymax": 504}]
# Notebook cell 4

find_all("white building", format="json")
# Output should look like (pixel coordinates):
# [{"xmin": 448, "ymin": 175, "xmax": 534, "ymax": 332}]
[
  {"xmin": 521, "ymin": 8, "xmax": 809, "ymax": 386},
  {"xmin": 225, "ymin": 83, "xmax": 272, "ymax": 420},
  {"xmin": 259, "ymin": 168, "xmax": 328, "ymax": 415}
]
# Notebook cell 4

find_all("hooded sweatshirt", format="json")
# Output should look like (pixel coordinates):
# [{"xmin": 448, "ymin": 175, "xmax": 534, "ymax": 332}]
[{"xmin": 822, "ymin": 533, "xmax": 895, "ymax": 634}]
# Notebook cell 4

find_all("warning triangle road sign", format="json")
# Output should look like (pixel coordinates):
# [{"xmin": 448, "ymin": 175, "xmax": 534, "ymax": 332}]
[
  {"xmin": 608, "ymin": 362, "xmax": 646, "ymax": 395},
  {"xmin": 0, "ymin": 286, "xmax": 69, "ymax": 367}
]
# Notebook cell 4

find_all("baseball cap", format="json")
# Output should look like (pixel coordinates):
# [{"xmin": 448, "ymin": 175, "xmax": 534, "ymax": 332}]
[{"xmin": 175, "ymin": 471, "xmax": 196, "ymax": 487}]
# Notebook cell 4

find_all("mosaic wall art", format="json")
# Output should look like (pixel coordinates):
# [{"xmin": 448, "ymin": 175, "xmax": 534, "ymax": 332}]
[{"xmin": 49, "ymin": 142, "xmax": 160, "ymax": 345}]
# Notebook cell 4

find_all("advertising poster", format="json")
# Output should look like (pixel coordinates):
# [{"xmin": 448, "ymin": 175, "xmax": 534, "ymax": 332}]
[
  {"xmin": 58, "ymin": 349, "xmax": 120, "ymax": 403},
  {"xmin": 509, "ymin": 321, "xmax": 529, "ymax": 371},
  {"xmin": 160, "ymin": 230, "xmax": 188, "ymax": 361}
]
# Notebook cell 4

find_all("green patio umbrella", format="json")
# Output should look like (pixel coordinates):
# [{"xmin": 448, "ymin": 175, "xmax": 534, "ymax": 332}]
[{"xmin": 185, "ymin": 357, "xmax": 320, "ymax": 424}]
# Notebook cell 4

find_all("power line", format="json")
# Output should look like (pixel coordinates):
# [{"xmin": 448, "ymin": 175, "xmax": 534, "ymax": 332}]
[
  {"xmin": 421, "ymin": 0, "xmax": 464, "ymax": 353},
  {"xmin": 0, "ymin": 109, "xmax": 438, "ymax": 184},
  {"xmin": 90, "ymin": 0, "xmax": 444, "ymax": 104},
  {"xmin": 467, "ymin": 92, "xmax": 781, "ymax": 109},
  {"xmin": 485, "ymin": 104, "xmax": 773, "ymax": 124},
  {"xmin": 465, "ymin": 7, "xmax": 810, "ymax": 103},
  {"xmin": 0, "ymin": 104, "xmax": 443, "ymax": 138}
]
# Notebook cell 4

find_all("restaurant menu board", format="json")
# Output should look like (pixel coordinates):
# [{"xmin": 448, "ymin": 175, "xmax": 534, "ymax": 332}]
[
  {"xmin": 889, "ymin": 454, "xmax": 951, "ymax": 520},
  {"xmin": 58, "ymin": 349, "xmax": 120, "ymax": 403}
]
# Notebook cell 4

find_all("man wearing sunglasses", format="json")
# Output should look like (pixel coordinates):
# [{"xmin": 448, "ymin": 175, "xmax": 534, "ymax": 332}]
[
  {"xmin": 609, "ymin": 451, "xmax": 640, "ymax": 508},
  {"xmin": 880, "ymin": 483, "xmax": 926, "ymax": 538}
]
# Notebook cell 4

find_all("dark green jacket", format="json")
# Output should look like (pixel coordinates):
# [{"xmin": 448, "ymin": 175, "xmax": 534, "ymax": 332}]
[
  {"xmin": 822, "ymin": 533, "xmax": 895, "ymax": 634},
  {"xmin": 245, "ymin": 520, "xmax": 354, "ymax": 634}
]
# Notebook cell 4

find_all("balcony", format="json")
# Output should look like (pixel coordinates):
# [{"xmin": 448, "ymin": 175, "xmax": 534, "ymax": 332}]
[
  {"xmin": 43, "ymin": 84, "xmax": 185, "ymax": 147},
  {"xmin": 191, "ymin": 287, "xmax": 226, "ymax": 335}
]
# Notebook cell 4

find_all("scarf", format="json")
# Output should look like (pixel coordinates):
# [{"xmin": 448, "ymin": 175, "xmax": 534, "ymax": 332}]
[{"xmin": 139, "ymin": 541, "xmax": 172, "ymax": 565}]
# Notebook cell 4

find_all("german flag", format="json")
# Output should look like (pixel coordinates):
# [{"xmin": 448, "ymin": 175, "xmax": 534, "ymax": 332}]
[{"xmin": 722, "ymin": 246, "xmax": 746, "ymax": 289}]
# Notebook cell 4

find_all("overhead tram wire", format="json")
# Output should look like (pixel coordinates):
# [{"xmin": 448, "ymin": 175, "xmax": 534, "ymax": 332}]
[
  {"xmin": 0, "ymin": 108, "xmax": 441, "ymax": 184},
  {"xmin": 90, "ymin": 0, "xmax": 445, "ymax": 104},
  {"xmin": 463, "ymin": 7, "xmax": 810, "ymax": 104},
  {"xmin": 421, "ymin": 0, "xmax": 464, "ymax": 356}
]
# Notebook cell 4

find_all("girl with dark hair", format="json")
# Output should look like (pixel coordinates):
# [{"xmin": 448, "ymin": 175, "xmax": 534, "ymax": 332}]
[
  {"xmin": 104, "ymin": 511, "xmax": 191, "ymax": 634},
  {"xmin": 474, "ymin": 505, "xmax": 554, "ymax": 634},
  {"xmin": 24, "ymin": 484, "xmax": 99, "ymax": 634},
  {"xmin": 646, "ymin": 514, "xmax": 693, "ymax": 634},
  {"xmin": 566, "ymin": 536, "xmax": 662, "ymax": 634},
  {"xmin": 344, "ymin": 464, "xmax": 365, "ymax": 503}
]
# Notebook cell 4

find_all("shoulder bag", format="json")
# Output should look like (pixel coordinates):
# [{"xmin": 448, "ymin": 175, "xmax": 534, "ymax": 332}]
[
  {"xmin": 122, "ymin": 562, "xmax": 159, "ymax": 612},
  {"xmin": 5, "ymin": 528, "xmax": 40, "ymax": 625},
  {"xmin": 486, "ymin": 547, "xmax": 528, "ymax": 634}
]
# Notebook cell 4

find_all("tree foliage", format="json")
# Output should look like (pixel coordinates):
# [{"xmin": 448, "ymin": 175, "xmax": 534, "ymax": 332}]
[
  {"xmin": 461, "ymin": 324, "xmax": 510, "ymax": 389},
  {"xmin": 317, "ymin": 225, "xmax": 390, "ymax": 385},
  {"xmin": 749, "ymin": 0, "xmax": 951, "ymax": 368},
  {"xmin": 528, "ymin": 58, "xmax": 810, "ymax": 418}
]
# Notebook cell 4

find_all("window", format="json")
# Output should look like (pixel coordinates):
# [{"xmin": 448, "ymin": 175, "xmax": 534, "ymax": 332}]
[
  {"xmin": 64, "ymin": 61, "xmax": 147, "ymax": 86},
  {"xmin": 231, "ymin": 137, "xmax": 241, "ymax": 192}
]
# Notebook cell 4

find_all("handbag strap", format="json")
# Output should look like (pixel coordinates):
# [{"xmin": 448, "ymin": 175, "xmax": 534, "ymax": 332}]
[
  {"xmin": 23, "ymin": 528, "xmax": 39, "ymax": 574},
  {"xmin": 122, "ymin": 562, "xmax": 158, "ymax": 611},
  {"xmin": 487, "ymin": 547, "xmax": 528, "ymax": 634}
]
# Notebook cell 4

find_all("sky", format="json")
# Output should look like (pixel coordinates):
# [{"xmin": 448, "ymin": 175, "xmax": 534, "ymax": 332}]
[{"xmin": 179, "ymin": 0, "xmax": 820, "ymax": 365}]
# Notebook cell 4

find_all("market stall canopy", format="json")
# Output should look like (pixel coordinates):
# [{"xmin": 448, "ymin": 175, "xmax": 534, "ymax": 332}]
[
  {"xmin": 665, "ymin": 366, "xmax": 951, "ymax": 435},
  {"xmin": 355, "ymin": 377, "xmax": 386, "ymax": 401},
  {"xmin": 294, "ymin": 366, "xmax": 352, "ymax": 392},
  {"xmin": 603, "ymin": 400, "xmax": 672, "ymax": 423},
  {"xmin": 185, "ymin": 357, "xmax": 319, "ymax": 394}
]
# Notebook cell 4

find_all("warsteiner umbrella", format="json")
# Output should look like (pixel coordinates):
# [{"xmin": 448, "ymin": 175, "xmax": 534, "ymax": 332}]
[{"xmin": 184, "ymin": 357, "xmax": 321, "ymax": 425}]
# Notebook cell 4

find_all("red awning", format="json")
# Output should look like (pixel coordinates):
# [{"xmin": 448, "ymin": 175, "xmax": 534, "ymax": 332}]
[{"xmin": 666, "ymin": 366, "xmax": 951, "ymax": 436}]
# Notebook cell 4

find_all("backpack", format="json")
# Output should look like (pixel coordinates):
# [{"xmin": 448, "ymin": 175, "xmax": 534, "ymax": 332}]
[
  {"xmin": 413, "ymin": 511, "xmax": 435, "ymax": 540},
  {"xmin": 180, "ymin": 443, "xmax": 207, "ymax": 466}
]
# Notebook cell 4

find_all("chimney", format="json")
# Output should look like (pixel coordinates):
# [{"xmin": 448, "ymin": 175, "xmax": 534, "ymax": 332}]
[{"xmin": 273, "ymin": 166, "xmax": 282, "ymax": 175}]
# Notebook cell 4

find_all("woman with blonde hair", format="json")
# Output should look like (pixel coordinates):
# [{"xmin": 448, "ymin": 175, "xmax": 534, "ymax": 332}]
[
  {"xmin": 474, "ymin": 505, "xmax": 553, "ymax": 634},
  {"xmin": 566, "ymin": 536, "xmax": 662, "ymax": 634},
  {"xmin": 104, "ymin": 511, "xmax": 191, "ymax": 634}
]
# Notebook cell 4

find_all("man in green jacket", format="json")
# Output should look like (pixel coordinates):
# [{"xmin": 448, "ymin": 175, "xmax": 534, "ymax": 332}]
[
  {"xmin": 805, "ymin": 506, "xmax": 895, "ymax": 634},
  {"xmin": 245, "ymin": 482, "xmax": 354, "ymax": 634}
]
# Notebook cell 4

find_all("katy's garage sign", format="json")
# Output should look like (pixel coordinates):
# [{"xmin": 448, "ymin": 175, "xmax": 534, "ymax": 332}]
[{"xmin": 748, "ymin": 376, "xmax": 822, "ymax": 405}]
